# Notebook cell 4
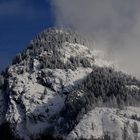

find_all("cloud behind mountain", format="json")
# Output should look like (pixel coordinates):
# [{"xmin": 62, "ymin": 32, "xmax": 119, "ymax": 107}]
[{"xmin": 52, "ymin": 0, "xmax": 140, "ymax": 77}]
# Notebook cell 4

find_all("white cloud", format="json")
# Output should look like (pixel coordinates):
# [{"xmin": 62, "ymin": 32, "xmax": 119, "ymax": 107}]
[{"xmin": 52, "ymin": 0, "xmax": 140, "ymax": 78}]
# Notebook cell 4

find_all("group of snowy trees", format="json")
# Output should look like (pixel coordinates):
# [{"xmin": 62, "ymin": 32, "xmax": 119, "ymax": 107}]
[
  {"xmin": 13, "ymin": 28, "xmax": 85, "ymax": 64},
  {"xmin": 76, "ymin": 66, "xmax": 140, "ymax": 108},
  {"xmin": 59, "ymin": 66, "xmax": 140, "ymax": 134},
  {"xmin": 68, "ymin": 56, "xmax": 92, "ymax": 69},
  {"xmin": 11, "ymin": 28, "xmax": 91, "ymax": 73},
  {"xmin": 36, "ymin": 28, "xmax": 86, "ymax": 48}
]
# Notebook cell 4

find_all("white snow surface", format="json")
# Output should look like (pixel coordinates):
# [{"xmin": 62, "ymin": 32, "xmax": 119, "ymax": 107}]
[{"xmin": 67, "ymin": 107, "xmax": 140, "ymax": 140}]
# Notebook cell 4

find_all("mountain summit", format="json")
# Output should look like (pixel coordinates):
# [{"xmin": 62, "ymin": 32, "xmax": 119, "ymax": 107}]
[{"xmin": 0, "ymin": 28, "xmax": 140, "ymax": 140}]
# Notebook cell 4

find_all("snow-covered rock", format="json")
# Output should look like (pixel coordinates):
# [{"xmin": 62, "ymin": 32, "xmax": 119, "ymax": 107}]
[
  {"xmin": 0, "ymin": 28, "xmax": 140, "ymax": 140},
  {"xmin": 67, "ymin": 107, "xmax": 140, "ymax": 140}
]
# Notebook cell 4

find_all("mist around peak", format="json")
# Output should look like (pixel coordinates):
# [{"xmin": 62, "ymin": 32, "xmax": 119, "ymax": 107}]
[{"xmin": 52, "ymin": 0, "xmax": 140, "ymax": 78}]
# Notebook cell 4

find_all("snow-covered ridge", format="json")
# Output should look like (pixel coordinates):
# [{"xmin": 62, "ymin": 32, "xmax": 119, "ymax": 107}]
[{"xmin": 0, "ymin": 28, "xmax": 140, "ymax": 140}]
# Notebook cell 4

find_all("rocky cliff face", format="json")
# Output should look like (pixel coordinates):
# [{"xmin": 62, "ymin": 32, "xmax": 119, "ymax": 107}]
[{"xmin": 0, "ymin": 28, "xmax": 140, "ymax": 140}]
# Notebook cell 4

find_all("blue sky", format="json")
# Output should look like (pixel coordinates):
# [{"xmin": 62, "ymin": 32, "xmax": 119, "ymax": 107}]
[{"xmin": 0, "ymin": 0, "xmax": 55, "ymax": 71}]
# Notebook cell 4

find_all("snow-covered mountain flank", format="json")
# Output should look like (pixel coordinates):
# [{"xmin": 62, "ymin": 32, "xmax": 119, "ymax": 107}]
[{"xmin": 0, "ymin": 28, "xmax": 140, "ymax": 140}]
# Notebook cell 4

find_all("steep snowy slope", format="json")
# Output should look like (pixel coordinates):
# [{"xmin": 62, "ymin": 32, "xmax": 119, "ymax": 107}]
[
  {"xmin": 1, "ymin": 28, "xmax": 140, "ymax": 140},
  {"xmin": 67, "ymin": 107, "xmax": 140, "ymax": 140}
]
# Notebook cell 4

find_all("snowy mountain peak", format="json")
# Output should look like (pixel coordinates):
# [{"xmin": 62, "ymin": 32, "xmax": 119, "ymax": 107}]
[
  {"xmin": 3, "ymin": 28, "xmax": 96, "ymax": 140},
  {"xmin": 0, "ymin": 28, "xmax": 140, "ymax": 140},
  {"xmin": 29, "ymin": 28, "xmax": 87, "ymax": 51}
]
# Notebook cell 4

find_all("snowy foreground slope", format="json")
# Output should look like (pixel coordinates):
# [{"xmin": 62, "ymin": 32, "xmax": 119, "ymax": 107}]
[
  {"xmin": 0, "ymin": 28, "xmax": 140, "ymax": 140},
  {"xmin": 67, "ymin": 107, "xmax": 140, "ymax": 140}
]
